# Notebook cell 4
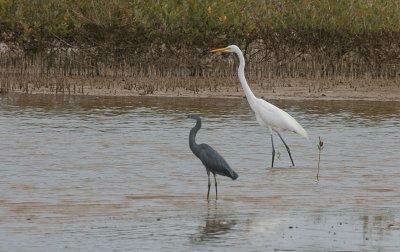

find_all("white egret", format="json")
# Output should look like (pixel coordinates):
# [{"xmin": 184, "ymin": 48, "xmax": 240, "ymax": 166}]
[{"xmin": 210, "ymin": 45, "xmax": 308, "ymax": 168}]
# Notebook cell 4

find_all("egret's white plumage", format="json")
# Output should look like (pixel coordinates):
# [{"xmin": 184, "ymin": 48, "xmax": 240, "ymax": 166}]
[
  {"xmin": 253, "ymin": 98, "xmax": 308, "ymax": 138},
  {"xmin": 211, "ymin": 45, "xmax": 308, "ymax": 167}
]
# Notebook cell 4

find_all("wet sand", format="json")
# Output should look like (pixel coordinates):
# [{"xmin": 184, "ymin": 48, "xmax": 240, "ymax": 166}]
[{"xmin": 7, "ymin": 77, "xmax": 400, "ymax": 101}]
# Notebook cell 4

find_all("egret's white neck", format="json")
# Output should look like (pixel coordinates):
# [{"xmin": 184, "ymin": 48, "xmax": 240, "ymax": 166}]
[{"xmin": 235, "ymin": 50, "xmax": 257, "ymax": 110}]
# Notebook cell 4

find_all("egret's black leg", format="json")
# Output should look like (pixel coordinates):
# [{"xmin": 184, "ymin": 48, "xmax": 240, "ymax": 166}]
[
  {"xmin": 271, "ymin": 134, "xmax": 275, "ymax": 168},
  {"xmin": 207, "ymin": 171, "xmax": 211, "ymax": 201},
  {"xmin": 213, "ymin": 173, "xmax": 218, "ymax": 200},
  {"xmin": 274, "ymin": 130, "xmax": 295, "ymax": 166}
]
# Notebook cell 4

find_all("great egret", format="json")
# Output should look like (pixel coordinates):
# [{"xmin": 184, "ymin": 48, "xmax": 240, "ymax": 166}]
[
  {"xmin": 210, "ymin": 45, "xmax": 308, "ymax": 168},
  {"xmin": 188, "ymin": 114, "xmax": 238, "ymax": 200}
]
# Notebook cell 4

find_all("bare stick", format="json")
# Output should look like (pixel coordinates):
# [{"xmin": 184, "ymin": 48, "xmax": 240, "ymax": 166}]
[{"xmin": 317, "ymin": 136, "xmax": 324, "ymax": 180}]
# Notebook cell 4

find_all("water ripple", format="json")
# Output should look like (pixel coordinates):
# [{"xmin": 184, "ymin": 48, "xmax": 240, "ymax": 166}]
[{"xmin": 1, "ymin": 94, "xmax": 400, "ymax": 251}]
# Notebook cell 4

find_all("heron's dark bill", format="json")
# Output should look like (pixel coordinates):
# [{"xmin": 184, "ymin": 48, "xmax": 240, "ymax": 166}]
[{"xmin": 187, "ymin": 114, "xmax": 200, "ymax": 119}]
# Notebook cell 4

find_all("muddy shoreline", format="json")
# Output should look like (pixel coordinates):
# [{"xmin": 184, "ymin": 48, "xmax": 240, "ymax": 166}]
[{"xmin": 5, "ymin": 77, "xmax": 400, "ymax": 101}]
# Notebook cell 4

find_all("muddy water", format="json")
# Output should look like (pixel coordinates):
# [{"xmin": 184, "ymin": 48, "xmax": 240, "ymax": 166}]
[{"xmin": 1, "ymin": 94, "xmax": 400, "ymax": 251}]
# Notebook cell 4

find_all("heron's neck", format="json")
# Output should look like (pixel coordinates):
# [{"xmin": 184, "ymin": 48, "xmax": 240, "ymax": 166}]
[
  {"xmin": 236, "ymin": 51, "xmax": 257, "ymax": 110},
  {"xmin": 189, "ymin": 118, "xmax": 201, "ymax": 151}
]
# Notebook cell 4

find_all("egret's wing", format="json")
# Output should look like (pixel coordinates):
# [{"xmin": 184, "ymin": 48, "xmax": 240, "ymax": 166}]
[{"xmin": 255, "ymin": 98, "xmax": 308, "ymax": 138}]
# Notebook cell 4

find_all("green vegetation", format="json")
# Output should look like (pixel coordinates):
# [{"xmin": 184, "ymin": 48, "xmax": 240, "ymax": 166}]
[{"xmin": 0, "ymin": 0, "xmax": 399, "ymax": 86}]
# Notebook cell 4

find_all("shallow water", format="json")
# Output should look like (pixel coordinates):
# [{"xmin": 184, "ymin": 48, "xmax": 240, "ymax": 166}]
[{"xmin": 1, "ymin": 94, "xmax": 400, "ymax": 251}]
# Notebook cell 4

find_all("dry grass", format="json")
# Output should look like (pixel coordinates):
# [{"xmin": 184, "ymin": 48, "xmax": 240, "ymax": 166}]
[{"xmin": 1, "ymin": 1, "xmax": 400, "ymax": 96}]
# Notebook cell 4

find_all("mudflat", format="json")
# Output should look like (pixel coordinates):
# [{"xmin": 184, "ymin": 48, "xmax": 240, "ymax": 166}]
[{"xmin": 7, "ymin": 77, "xmax": 399, "ymax": 101}]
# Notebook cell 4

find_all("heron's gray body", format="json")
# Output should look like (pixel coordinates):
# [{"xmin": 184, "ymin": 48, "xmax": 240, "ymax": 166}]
[
  {"xmin": 194, "ymin": 143, "xmax": 238, "ymax": 179},
  {"xmin": 188, "ymin": 114, "xmax": 238, "ymax": 200}
]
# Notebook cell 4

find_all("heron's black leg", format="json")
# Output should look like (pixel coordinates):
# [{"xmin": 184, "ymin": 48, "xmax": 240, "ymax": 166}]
[
  {"xmin": 274, "ymin": 130, "xmax": 295, "ymax": 166},
  {"xmin": 207, "ymin": 171, "xmax": 211, "ymax": 201},
  {"xmin": 271, "ymin": 133, "xmax": 275, "ymax": 168},
  {"xmin": 213, "ymin": 173, "xmax": 218, "ymax": 200}
]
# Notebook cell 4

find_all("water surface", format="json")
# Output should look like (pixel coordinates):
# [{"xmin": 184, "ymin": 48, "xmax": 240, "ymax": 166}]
[{"xmin": 1, "ymin": 94, "xmax": 400, "ymax": 251}]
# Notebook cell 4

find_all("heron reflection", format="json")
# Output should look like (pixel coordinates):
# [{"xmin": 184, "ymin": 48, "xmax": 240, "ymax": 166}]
[{"xmin": 190, "ymin": 202, "xmax": 237, "ymax": 243}]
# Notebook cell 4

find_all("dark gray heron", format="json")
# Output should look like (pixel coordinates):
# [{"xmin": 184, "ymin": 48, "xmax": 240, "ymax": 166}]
[{"xmin": 188, "ymin": 114, "xmax": 238, "ymax": 200}]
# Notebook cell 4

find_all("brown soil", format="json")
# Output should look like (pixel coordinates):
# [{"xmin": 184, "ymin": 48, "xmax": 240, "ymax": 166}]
[{"xmin": 6, "ymin": 77, "xmax": 400, "ymax": 101}]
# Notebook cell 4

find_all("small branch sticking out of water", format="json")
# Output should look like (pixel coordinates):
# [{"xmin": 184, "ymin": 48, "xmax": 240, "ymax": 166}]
[{"xmin": 317, "ymin": 136, "xmax": 324, "ymax": 181}]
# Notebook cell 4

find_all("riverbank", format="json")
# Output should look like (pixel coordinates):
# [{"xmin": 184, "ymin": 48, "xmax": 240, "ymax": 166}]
[
  {"xmin": 1, "ymin": 1, "xmax": 400, "ymax": 86},
  {"xmin": 5, "ymin": 77, "xmax": 400, "ymax": 102}
]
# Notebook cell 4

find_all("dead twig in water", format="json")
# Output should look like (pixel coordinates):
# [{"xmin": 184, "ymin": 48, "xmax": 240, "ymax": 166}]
[{"xmin": 317, "ymin": 136, "xmax": 324, "ymax": 180}]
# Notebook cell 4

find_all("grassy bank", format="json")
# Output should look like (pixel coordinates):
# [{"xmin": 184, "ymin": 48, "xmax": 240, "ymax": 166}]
[{"xmin": 1, "ymin": 0, "xmax": 400, "ymax": 94}]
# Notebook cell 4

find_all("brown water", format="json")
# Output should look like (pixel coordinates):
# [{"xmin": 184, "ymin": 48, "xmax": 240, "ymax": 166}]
[{"xmin": 1, "ymin": 94, "xmax": 400, "ymax": 251}]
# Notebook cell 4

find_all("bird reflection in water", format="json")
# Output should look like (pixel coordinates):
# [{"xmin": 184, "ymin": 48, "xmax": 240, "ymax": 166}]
[{"xmin": 190, "ymin": 201, "xmax": 237, "ymax": 243}]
